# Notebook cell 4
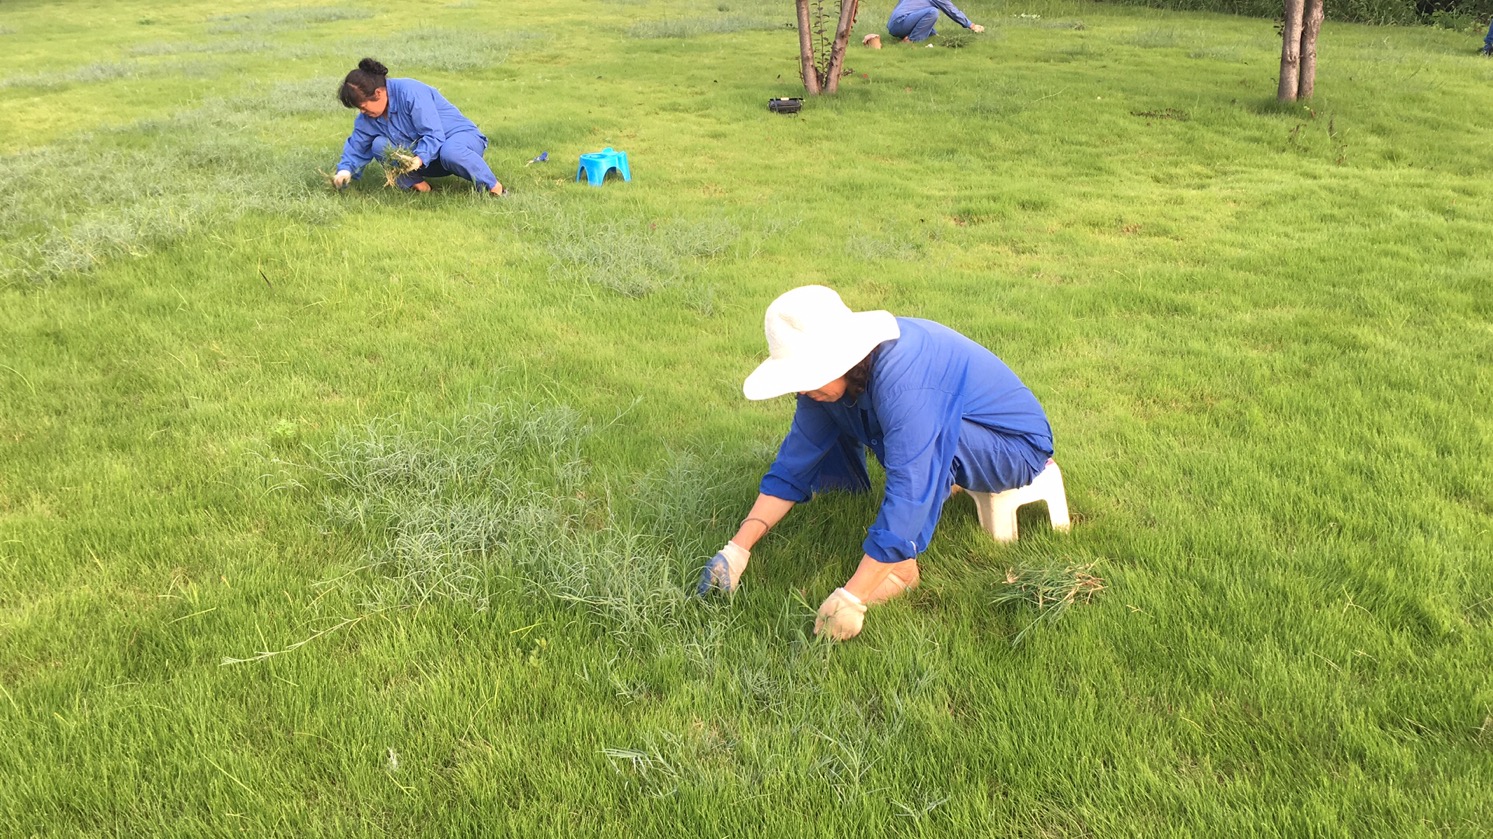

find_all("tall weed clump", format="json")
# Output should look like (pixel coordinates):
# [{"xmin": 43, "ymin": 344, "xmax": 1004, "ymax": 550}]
[{"xmin": 311, "ymin": 403, "xmax": 698, "ymax": 640}]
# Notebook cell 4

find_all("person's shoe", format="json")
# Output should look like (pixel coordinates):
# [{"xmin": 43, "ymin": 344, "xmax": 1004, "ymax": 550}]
[{"xmin": 1481, "ymin": 45, "xmax": 1493, "ymax": 56}]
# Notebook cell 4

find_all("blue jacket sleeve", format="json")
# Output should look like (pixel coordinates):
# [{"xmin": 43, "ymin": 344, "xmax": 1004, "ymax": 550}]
[
  {"xmin": 407, "ymin": 87, "xmax": 448, "ymax": 167},
  {"xmin": 337, "ymin": 119, "xmax": 379, "ymax": 177},
  {"xmin": 759, "ymin": 399, "xmax": 842, "ymax": 503},
  {"xmin": 930, "ymin": 0, "xmax": 972, "ymax": 28},
  {"xmin": 862, "ymin": 386, "xmax": 962, "ymax": 563}
]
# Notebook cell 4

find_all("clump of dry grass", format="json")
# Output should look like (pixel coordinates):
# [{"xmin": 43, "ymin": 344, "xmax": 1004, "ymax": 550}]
[
  {"xmin": 992, "ymin": 562, "xmax": 1104, "ymax": 645},
  {"xmin": 379, "ymin": 144, "xmax": 422, "ymax": 188}
]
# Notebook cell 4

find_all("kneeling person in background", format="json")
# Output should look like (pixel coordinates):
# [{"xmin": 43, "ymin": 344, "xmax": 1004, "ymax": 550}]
[
  {"xmin": 331, "ymin": 58, "xmax": 505, "ymax": 196},
  {"xmin": 886, "ymin": 0, "xmax": 984, "ymax": 42}
]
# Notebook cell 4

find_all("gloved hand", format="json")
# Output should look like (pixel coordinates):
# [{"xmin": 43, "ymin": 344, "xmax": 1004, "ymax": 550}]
[
  {"xmin": 814, "ymin": 587, "xmax": 867, "ymax": 641},
  {"xmin": 970, "ymin": 23, "xmax": 985, "ymax": 32},
  {"xmin": 695, "ymin": 541, "xmax": 750, "ymax": 596},
  {"xmin": 332, "ymin": 170, "xmax": 352, "ymax": 189}
]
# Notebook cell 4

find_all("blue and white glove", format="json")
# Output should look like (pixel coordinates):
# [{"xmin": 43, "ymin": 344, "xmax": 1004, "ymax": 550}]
[
  {"xmin": 695, "ymin": 541, "xmax": 750, "ymax": 596},
  {"xmin": 814, "ymin": 588, "xmax": 867, "ymax": 640}
]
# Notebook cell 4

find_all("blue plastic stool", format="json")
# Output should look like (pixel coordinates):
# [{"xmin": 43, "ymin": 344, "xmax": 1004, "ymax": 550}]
[{"xmin": 575, "ymin": 147, "xmax": 631, "ymax": 186}]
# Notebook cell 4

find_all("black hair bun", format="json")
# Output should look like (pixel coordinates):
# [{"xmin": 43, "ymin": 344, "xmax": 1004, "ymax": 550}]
[{"xmin": 357, "ymin": 58, "xmax": 388, "ymax": 75}]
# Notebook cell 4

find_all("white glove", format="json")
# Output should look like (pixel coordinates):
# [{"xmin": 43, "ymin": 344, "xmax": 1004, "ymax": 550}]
[
  {"xmin": 814, "ymin": 587, "xmax": 867, "ymax": 641},
  {"xmin": 332, "ymin": 170, "xmax": 352, "ymax": 188},
  {"xmin": 695, "ymin": 541, "xmax": 750, "ymax": 596}
]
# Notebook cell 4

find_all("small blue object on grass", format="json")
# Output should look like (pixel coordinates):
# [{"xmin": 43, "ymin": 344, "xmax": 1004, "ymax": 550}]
[
  {"xmin": 526, "ymin": 151, "xmax": 548, "ymax": 165},
  {"xmin": 695, "ymin": 551, "xmax": 733, "ymax": 596},
  {"xmin": 576, "ymin": 147, "xmax": 631, "ymax": 186}
]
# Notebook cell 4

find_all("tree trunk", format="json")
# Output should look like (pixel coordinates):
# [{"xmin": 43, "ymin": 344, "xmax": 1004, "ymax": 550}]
[
  {"xmin": 1298, "ymin": 0, "xmax": 1324, "ymax": 99},
  {"xmin": 824, "ymin": 0, "xmax": 860, "ymax": 94},
  {"xmin": 795, "ymin": 0, "xmax": 821, "ymax": 95},
  {"xmin": 1278, "ymin": 0, "xmax": 1304, "ymax": 101}
]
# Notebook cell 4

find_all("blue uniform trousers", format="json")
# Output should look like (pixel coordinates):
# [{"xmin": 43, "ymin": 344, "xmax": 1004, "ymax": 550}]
[
  {"xmin": 808, "ymin": 420, "xmax": 1046, "ymax": 498},
  {"xmin": 888, "ymin": 8, "xmax": 940, "ymax": 41},
  {"xmin": 371, "ymin": 132, "xmax": 497, "ymax": 192}
]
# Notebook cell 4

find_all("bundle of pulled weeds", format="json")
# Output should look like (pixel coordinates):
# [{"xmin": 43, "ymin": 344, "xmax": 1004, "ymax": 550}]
[
  {"xmin": 992, "ymin": 562, "xmax": 1105, "ymax": 644},
  {"xmin": 379, "ymin": 144, "xmax": 422, "ymax": 188}
]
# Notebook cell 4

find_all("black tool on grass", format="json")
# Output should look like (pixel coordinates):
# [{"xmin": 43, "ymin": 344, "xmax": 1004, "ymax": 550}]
[{"xmin": 768, "ymin": 97, "xmax": 803, "ymax": 114}]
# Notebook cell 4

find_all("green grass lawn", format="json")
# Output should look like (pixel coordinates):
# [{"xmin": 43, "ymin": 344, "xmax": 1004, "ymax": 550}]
[{"xmin": 2, "ymin": 0, "xmax": 1490, "ymax": 834}]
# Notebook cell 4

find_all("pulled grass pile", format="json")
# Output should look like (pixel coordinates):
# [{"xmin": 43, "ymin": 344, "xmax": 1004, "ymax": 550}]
[
  {"xmin": 378, "ymin": 143, "xmax": 422, "ymax": 188},
  {"xmin": 993, "ymin": 561, "xmax": 1106, "ymax": 645}
]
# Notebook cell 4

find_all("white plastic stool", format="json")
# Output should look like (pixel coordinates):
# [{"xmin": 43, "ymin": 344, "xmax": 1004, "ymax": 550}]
[{"xmin": 969, "ymin": 459, "xmax": 1071, "ymax": 543}]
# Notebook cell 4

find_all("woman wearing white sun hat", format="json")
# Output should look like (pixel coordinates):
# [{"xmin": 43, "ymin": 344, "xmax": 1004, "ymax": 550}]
[{"xmin": 697, "ymin": 285, "xmax": 1055, "ymax": 641}]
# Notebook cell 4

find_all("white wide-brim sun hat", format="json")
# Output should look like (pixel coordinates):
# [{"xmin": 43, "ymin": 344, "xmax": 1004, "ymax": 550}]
[{"xmin": 742, "ymin": 285, "xmax": 901, "ymax": 400}]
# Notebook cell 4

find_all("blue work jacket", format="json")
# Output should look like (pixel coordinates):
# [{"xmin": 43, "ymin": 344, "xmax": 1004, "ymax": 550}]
[{"xmin": 760, "ymin": 318, "xmax": 1053, "ymax": 563}]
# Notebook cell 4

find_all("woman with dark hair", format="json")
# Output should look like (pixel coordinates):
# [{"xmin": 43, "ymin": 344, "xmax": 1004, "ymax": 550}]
[
  {"xmin": 696, "ymin": 285, "xmax": 1055, "ymax": 641},
  {"xmin": 331, "ymin": 58, "xmax": 505, "ymax": 195}
]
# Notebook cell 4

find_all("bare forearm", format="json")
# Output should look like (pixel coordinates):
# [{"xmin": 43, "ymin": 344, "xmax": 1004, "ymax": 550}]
[
  {"xmin": 730, "ymin": 494, "xmax": 795, "ymax": 550},
  {"xmin": 842, "ymin": 554, "xmax": 919, "ymax": 602},
  {"xmin": 842, "ymin": 555, "xmax": 893, "ymax": 601}
]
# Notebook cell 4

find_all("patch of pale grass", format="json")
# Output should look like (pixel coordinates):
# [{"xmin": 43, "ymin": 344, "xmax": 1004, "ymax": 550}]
[
  {"xmin": 627, "ymin": 15, "xmax": 786, "ymax": 38},
  {"xmin": 206, "ymin": 6, "xmax": 367, "ymax": 34},
  {"xmin": 1007, "ymin": 15, "xmax": 1087, "ymax": 30},
  {"xmin": 546, "ymin": 210, "xmax": 739, "ymax": 297},
  {"xmin": 360, "ymin": 29, "xmax": 530, "ymax": 71},
  {"xmin": 1187, "ymin": 44, "xmax": 1247, "ymax": 61},
  {"xmin": 130, "ymin": 38, "xmax": 274, "ymax": 56},
  {"xmin": 0, "ymin": 96, "xmax": 344, "ymax": 286},
  {"xmin": 992, "ymin": 561, "xmax": 1105, "ymax": 645},
  {"xmin": 1, "ymin": 56, "xmax": 223, "ymax": 91},
  {"xmin": 1128, "ymin": 27, "xmax": 1184, "ymax": 49},
  {"xmin": 265, "ymin": 78, "xmax": 341, "ymax": 116},
  {"xmin": 309, "ymin": 403, "xmax": 702, "ymax": 639},
  {"xmin": 845, "ymin": 229, "xmax": 924, "ymax": 262},
  {"xmin": 1, "ymin": 62, "xmax": 137, "ymax": 90},
  {"xmin": 8, "ymin": 197, "xmax": 198, "ymax": 280}
]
